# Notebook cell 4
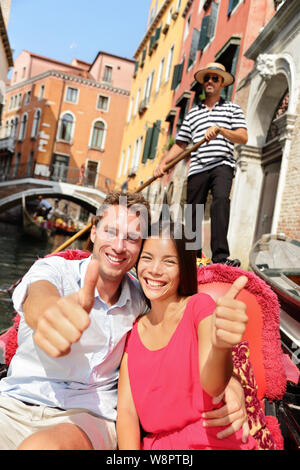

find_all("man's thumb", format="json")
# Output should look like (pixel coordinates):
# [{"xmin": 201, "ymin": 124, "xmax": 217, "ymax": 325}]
[{"xmin": 79, "ymin": 259, "xmax": 99, "ymax": 312}]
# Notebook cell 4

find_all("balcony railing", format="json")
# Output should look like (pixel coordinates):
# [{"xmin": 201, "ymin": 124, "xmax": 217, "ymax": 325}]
[
  {"xmin": 0, "ymin": 161, "xmax": 117, "ymax": 194},
  {"xmin": 0, "ymin": 136, "xmax": 16, "ymax": 153}
]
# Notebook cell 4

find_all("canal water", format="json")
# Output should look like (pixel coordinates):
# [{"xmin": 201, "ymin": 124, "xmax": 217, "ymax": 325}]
[{"xmin": 0, "ymin": 222, "xmax": 86, "ymax": 332}]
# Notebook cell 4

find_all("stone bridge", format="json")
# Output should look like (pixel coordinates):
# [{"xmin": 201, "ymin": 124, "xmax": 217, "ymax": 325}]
[{"xmin": 0, "ymin": 177, "xmax": 107, "ymax": 214}]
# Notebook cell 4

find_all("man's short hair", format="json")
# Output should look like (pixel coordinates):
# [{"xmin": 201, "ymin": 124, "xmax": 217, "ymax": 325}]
[{"xmin": 85, "ymin": 191, "xmax": 151, "ymax": 251}]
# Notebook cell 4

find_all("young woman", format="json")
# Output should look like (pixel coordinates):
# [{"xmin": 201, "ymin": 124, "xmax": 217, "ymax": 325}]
[{"xmin": 116, "ymin": 221, "xmax": 257, "ymax": 450}]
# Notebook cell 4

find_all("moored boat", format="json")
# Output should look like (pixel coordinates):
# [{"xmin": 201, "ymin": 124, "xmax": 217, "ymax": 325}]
[
  {"xmin": 249, "ymin": 233, "xmax": 300, "ymax": 322},
  {"xmin": 22, "ymin": 195, "xmax": 51, "ymax": 241}
]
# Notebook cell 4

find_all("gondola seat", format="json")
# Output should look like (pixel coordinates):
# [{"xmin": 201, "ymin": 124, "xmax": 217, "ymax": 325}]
[
  {"xmin": 0, "ymin": 250, "xmax": 294, "ymax": 450},
  {"xmin": 197, "ymin": 263, "xmax": 289, "ymax": 450}
]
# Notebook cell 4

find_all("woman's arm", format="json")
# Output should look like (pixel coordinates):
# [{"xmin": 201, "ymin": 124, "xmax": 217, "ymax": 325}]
[
  {"xmin": 197, "ymin": 276, "xmax": 249, "ymax": 398},
  {"xmin": 116, "ymin": 353, "xmax": 141, "ymax": 450},
  {"xmin": 198, "ymin": 316, "xmax": 233, "ymax": 397}
]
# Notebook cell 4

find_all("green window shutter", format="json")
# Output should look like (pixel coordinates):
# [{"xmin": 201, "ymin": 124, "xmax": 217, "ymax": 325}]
[
  {"xmin": 198, "ymin": 16, "xmax": 210, "ymax": 50},
  {"xmin": 149, "ymin": 121, "xmax": 161, "ymax": 160},
  {"xmin": 155, "ymin": 26, "xmax": 161, "ymax": 42},
  {"xmin": 227, "ymin": 45, "xmax": 240, "ymax": 100},
  {"xmin": 142, "ymin": 127, "xmax": 154, "ymax": 163},
  {"xmin": 171, "ymin": 64, "xmax": 180, "ymax": 90},
  {"xmin": 140, "ymin": 48, "xmax": 146, "ymax": 67},
  {"xmin": 207, "ymin": 1, "xmax": 218, "ymax": 39},
  {"xmin": 227, "ymin": 0, "xmax": 239, "ymax": 16},
  {"xmin": 188, "ymin": 29, "xmax": 200, "ymax": 68},
  {"xmin": 134, "ymin": 61, "xmax": 139, "ymax": 75}
]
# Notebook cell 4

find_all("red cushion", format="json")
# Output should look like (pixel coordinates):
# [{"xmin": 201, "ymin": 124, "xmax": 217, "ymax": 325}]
[{"xmin": 198, "ymin": 282, "xmax": 266, "ymax": 399}]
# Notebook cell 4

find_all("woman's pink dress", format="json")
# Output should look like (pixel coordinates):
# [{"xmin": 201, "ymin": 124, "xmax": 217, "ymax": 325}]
[{"xmin": 125, "ymin": 292, "xmax": 258, "ymax": 450}]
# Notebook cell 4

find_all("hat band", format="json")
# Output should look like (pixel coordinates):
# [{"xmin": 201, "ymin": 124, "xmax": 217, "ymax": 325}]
[{"xmin": 206, "ymin": 67, "xmax": 226, "ymax": 73}]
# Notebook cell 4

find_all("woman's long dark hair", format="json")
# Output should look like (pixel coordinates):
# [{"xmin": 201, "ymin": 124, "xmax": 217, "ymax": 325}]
[{"xmin": 138, "ymin": 219, "xmax": 198, "ymax": 297}]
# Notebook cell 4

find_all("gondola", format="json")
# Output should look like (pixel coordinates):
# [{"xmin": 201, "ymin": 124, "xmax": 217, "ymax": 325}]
[
  {"xmin": 249, "ymin": 233, "xmax": 300, "ymax": 351},
  {"xmin": 22, "ymin": 195, "xmax": 51, "ymax": 241}
]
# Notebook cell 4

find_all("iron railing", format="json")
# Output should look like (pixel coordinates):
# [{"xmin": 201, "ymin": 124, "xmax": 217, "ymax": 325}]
[{"xmin": 0, "ymin": 161, "xmax": 117, "ymax": 194}]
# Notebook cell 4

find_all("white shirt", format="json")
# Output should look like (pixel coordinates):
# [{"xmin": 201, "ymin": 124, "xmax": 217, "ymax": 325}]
[{"xmin": 0, "ymin": 255, "xmax": 146, "ymax": 420}]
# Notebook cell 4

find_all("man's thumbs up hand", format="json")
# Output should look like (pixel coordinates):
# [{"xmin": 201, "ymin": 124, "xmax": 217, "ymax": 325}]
[
  {"xmin": 33, "ymin": 259, "xmax": 100, "ymax": 358},
  {"xmin": 212, "ymin": 276, "xmax": 248, "ymax": 350}
]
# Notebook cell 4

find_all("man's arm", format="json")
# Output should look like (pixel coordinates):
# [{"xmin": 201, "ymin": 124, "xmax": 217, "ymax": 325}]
[
  {"xmin": 205, "ymin": 125, "xmax": 248, "ymax": 144},
  {"xmin": 23, "ymin": 259, "xmax": 99, "ymax": 357},
  {"xmin": 153, "ymin": 141, "xmax": 187, "ymax": 178},
  {"xmin": 201, "ymin": 375, "xmax": 249, "ymax": 442}
]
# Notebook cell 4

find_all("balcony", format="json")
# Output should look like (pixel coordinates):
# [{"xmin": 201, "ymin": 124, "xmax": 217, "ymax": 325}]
[
  {"xmin": 0, "ymin": 136, "xmax": 16, "ymax": 154},
  {"xmin": 138, "ymin": 99, "xmax": 149, "ymax": 115}
]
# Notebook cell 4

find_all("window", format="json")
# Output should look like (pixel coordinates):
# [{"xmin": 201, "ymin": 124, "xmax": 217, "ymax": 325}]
[
  {"xmin": 127, "ymin": 97, "xmax": 134, "ymax": 122},
  {"xmin": 65, "ymin": 86, "xmax": 79, "ymax": 103},
  {"xmin": 26, "ymin": 151, "xmax": 34, "ymax": 177},
  {"xmin": 91, "ymin": 120, "xmax": 105, "ymax": 149},
  {"xmin": 124, "ymin": 146, "xmax": 131, "ymax": 176},
  {"xmin": 17, "ymin": 93, "xmax": 22, "ymax": 107},
  {"xmin": 184, "ymin": 15, "xmax": 191, "ymax": 40},
  {"xmin": 156, "ymin": 58, "xmax": 165, "ymax": 92},
  {"xmin": 144, "ymin": 71, "xmax": 154, "ymax": 104},
  {"xmin": 24, "ymin": 90, "xmax": 31, "ymax": 105},
  {"xmin": 31, "ymin": 109, "xmax": 41, "ymax": 138},
  {"xmin": 198, "ymin": 2, "xmax": 219, "ymax": 50},
  {"xmin": 19, "ymin": 113, "xmax": 28, "ymax": 141},
  {"xmin": 134, "ymin": 88, "xmax": 141, "ymax": 116},
  {"xmin": 12, "ymin": 117, "xmax": 19, "ymax": 139},
  {"xmin": 97, "ymin": 94, "xmax": 109, "ymax": 111},
  {"xmin": 131, "ymin": 135, "xmax": 143, "ymax": 172},
  {"xmin": 39, "ymin": 84, "xmax": 45, "ymax": 100},
  {"xmin": 188, "ymin": 29, "xmax": 200, "ymax": 69},
  {"xmin": 58, "ymin": 112, "xmax": 74, "ymax": 142},
  {"xmin": 215, "ymin": 36, "xmax": 241, "ymax": 100},
  {"xmin": 22, "ymin": 67, "xmax": 26, "ymax": 79},
  {"xmin": 103, "ymin": 65, "xmax": 113, "ymax": 83},
  {"xmin": 227, "ymin": 0, "xmax": 240, "ymax": 16},
  {"xmin": 118, "ymin": 150, "xmax": 126, "ymax": 179}
]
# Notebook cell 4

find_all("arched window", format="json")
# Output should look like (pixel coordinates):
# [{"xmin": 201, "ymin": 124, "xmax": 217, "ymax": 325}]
[
  {"xmin": 58, "ymin": 112, "xmax": 74, "ymax": 142},
  {"xmin": 18, "ymin": 113, "xmax": 28, "ymax": 141},
  {"xmin": 31, "ymin": 109, "xmax": 41, "ymax": 138},
  {"xmin": 91, "ymin": 120, "xmax": 105, "ymax": 149}
]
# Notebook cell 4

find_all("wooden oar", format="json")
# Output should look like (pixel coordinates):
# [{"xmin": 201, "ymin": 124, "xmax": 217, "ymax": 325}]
[
  {"xmin": 51, "ymin": 136, "xmax": 207, "ymax": 253},
  {"xmin": 133, "ymin": 137, "xmax": 206, "ymax": 193}
]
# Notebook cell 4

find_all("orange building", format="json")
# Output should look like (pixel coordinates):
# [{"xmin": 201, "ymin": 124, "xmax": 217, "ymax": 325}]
[{"xmin": 0, "ymin": 49, "xmax": 134, "ymax": 191}]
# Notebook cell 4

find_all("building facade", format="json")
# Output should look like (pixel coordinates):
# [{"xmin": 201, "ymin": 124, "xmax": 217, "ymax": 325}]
[
  {"xmin": 0, "ymin": 0, "xmax": 13, "ymax": 137},
  {"xmin": 0, "ymin": 49, "xmax": 134, "ymax": 193},
  {"xmin": 229, "ymin": 0, "xmax": 300, "ymax": 265},
  {"xmin": 116, "ymin": 0, "xmax": 186, "ymax": 211}
]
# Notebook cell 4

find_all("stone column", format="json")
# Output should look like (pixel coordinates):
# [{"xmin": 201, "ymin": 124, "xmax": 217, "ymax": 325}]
[
  {"xmin": 270, "ymin": 112, "xmax": 297, "ymax": 233},
  {"xmin": 228, "ymin": 145, "xmax": 263, "ymax": 268}
]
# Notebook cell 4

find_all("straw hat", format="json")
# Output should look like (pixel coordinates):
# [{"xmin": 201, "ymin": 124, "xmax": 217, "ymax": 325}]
[{"xmin": 194, "ymin": 62, "xmax": 235, "ymax": 87}]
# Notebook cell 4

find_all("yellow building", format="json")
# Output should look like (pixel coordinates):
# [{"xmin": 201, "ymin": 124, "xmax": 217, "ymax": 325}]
[{"xmin": 116, "ymin": 0, "xmax": 185, "ymax": 205}]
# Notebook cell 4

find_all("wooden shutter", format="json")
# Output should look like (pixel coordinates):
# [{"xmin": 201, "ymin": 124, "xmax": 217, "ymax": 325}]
[
  {"xmin": 207, "ymin": 1, "xmax": 218, "ymax": 38},
  {"xmin": 149, "ymin": 121, "xmax": 161, "ymax": 160},
  {"xmin": 140, "ymin": 49, "xmax": 146, "ymax": 67},
  {"xmin": 171, "ymin": 63, "xmax": 183, "ymax": 90},
  {"xmin": 198, "ymin": 16, "xmax": 210, "ymax": 50},
  {"xmin": 227, "ymin": 0, "xmax": 239, "ymax": 16},
  {"xmin": 142, "ymin": 127, "xmax": 154, "ymax": 163}
]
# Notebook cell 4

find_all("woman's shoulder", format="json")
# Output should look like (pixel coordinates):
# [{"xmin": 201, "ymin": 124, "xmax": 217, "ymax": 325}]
[{"xmin": 185, "ymin": 292, "xmax": 216, "ymax": 325}]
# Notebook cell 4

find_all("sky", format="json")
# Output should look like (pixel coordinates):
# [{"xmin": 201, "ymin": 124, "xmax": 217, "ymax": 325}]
[{"xmin": 7, "ymin": 0, "xmax": 152, "ymax": 67}]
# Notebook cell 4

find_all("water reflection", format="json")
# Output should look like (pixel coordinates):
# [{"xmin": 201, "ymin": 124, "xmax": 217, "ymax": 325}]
[{"xmin": 0, "ymin": 222, "xmax": 86, "ymax": 331}]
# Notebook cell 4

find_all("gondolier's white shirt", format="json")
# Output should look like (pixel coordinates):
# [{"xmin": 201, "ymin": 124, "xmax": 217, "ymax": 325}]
[{"xmin": 0, "ymin": 255, "xmax": 146, "ymax": 421}]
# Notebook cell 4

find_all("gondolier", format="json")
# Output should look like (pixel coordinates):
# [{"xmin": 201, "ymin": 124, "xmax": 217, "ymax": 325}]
[{"xmin": 155, "ymin": 62, "xmax": 248, "ymax": 267}]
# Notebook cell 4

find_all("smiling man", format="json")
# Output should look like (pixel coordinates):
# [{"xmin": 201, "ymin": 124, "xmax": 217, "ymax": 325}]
[
  {"xmin": 0, "ymin": 191, "xmax": 150, "ymax": 450},
  {"xmin": 155, "ymin": 62, "xmax": 248, "ymax": 267}
]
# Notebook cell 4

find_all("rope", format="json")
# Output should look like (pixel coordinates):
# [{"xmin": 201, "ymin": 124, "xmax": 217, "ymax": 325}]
[{"xmin": 0, "ymin": 277, "xmax": 22, "ymax": 296}]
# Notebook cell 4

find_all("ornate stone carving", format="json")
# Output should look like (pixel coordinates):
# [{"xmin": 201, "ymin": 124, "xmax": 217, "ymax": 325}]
[{"xmin": 256, "ymin": 54, "xmax": 277, "ymax": 80}]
